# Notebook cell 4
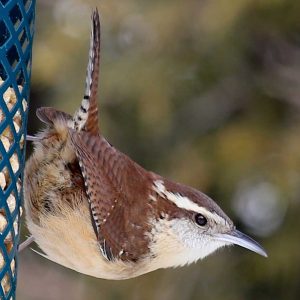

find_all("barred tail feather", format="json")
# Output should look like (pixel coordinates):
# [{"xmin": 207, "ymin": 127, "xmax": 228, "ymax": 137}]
[{"xmin": 74, "ymin": 8, "xmax": 101, "ymax": 134}]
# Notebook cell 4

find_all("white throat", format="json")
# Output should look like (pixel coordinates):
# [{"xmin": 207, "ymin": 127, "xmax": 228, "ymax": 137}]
[{"xmin": 147, "ymin": 217, "xmax": 228, "ymax": 270}]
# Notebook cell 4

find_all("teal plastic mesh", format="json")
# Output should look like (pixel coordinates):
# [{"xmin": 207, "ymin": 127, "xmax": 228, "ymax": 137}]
[{"xmin": 0, "ymin": 0, "xmax": 35, "ymax": 298}]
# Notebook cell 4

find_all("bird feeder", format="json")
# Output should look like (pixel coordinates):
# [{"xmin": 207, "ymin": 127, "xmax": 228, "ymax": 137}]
[{"xmin": 0, "ymin": 0, "xmax": 35, "ymax": 298}]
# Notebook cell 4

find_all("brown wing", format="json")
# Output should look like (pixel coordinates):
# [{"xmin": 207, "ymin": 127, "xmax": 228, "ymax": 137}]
[{"xmin": 70, "ymin": 130, "xmax": 152, "ymax": 261}]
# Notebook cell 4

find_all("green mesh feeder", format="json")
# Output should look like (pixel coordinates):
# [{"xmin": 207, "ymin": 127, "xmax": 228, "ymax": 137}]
[{"xmin": 0, "ymin": 0, "xmax": 35, "ymax": 298}]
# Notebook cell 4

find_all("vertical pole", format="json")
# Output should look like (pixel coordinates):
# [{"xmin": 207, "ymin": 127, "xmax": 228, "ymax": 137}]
[{"xmin": 0, "ymin": 0, "xmax": 35, "ymax": 298}]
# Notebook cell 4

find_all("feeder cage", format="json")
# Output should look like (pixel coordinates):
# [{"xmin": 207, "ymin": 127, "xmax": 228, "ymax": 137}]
[{"xmin": 0, "ymin": 0, "xmax": 35, "ymax": 298}]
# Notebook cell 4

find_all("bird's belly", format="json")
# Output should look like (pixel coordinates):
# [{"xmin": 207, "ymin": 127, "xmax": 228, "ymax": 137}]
[
  {"xmin": 26, "ymin": 202, "xmax": 147, "ymax": 280},
  {"xmin": 24, "ymin": 151, "xmax": 152, "ymax": 279}
]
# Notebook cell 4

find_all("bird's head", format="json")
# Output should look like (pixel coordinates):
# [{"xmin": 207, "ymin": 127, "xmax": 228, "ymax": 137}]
[{"xmin": 148, "ymin": 179, "xmax": 267, "ymax": 269}]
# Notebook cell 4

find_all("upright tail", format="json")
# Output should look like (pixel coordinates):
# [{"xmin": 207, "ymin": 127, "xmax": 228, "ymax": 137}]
[{"xmin": 73, "ymin": 8, "xmax": 101, "ymax": 135}]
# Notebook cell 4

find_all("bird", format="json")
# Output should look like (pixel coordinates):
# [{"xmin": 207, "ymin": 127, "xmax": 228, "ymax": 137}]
[{"xmin": 23, "ymin": 8, "xmax": 267, "ymax": 280}]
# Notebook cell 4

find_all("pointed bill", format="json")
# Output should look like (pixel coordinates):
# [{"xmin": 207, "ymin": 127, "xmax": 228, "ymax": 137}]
[{"xmin": 214, "ymin": 229, "xmax": 268, "ymax": 257}]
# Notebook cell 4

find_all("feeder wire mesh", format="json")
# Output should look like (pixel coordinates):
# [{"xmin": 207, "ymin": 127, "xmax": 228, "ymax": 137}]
[{"xmin": 0, "ymin": 0, "xmax": 35, "ymax": 298}]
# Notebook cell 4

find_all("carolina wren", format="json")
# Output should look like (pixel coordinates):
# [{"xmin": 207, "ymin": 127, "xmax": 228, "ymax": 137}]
[{"xmin": 24, "ymin": 9, "xmax": 267, "ymax": 280}]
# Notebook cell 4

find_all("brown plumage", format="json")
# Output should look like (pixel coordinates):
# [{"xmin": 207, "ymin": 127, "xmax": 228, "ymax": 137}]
[
  {"xmin": 70, "ymin": 131, "xmax": 154, "ymax": 261},
  {"xmin": 74, "ymin": 8, "xmax": 100, "ymax": 134},
  {"xmin": 24, "ymin": 9, "xmax": 267, "ymax": 280}
]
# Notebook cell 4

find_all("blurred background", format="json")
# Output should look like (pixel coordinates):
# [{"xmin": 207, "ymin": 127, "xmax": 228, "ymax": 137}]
[{"xmin": 17, "ymin": 0, "xmax": 300, "ymax": 299}]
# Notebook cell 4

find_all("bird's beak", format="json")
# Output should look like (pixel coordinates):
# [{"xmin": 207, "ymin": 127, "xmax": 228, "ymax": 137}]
[{"xmin": 214, "ymin": 229, "xmax": 268, "ymax": 257}]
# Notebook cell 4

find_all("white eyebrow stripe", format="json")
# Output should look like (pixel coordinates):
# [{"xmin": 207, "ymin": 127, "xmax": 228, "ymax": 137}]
[{"xmin": 153, "ymin": 180, "xmax": 220, "ymax": 221}]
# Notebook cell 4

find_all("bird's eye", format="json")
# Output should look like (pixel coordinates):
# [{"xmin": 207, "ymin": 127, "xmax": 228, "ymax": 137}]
[{"xmin": 195, "ymin": 213, "xmax": 207, "ymax": 226}]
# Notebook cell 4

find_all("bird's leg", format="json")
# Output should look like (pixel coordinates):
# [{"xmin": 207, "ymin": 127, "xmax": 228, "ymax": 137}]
[
  {"xmin": 26, "ymin": 134, "xmax": 41, "ymax": 142},
  {"xmin": 18, "ymin": 235, "xmax": 35, "ymax": 252}
]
